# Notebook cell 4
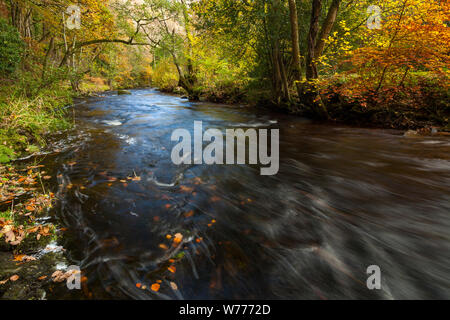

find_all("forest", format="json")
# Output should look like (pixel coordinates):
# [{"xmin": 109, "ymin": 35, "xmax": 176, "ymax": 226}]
[{"xmin": 0, "ymin": 0, "xmax": 449, "ymax": 301}]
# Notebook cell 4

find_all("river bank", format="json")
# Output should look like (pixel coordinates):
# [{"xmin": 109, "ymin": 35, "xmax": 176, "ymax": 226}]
[
  {"xmin": 159, "ymin": 83, "xmax": 450, "ymax": 134},
  {"xmin": 0, "ymin": 79, "xmax": 106, "ymax": 299}
]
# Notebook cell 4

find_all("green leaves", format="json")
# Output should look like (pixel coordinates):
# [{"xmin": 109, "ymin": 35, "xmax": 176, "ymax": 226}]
[{"xmin": 0, "ymin": 18, "xmax": 24, "ymax": 76}]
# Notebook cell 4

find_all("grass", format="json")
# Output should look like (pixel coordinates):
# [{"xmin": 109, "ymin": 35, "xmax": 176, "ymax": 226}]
[
  {"xmin": 0, "ymin": 84, "xmax": 72, "ymax": 163},
  {"xmin": 0, "ymin": 211, "xmax": 13, "ymax": 220}
]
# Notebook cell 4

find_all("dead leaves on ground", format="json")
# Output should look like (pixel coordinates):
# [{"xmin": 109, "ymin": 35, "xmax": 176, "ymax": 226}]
[
  {"xmin": 0, "ymin": 165, "xmax": 56, "ymax": 246},
  {"xmin": 13, "ymin": 254, "xmax": 36, "ymax": 262}
]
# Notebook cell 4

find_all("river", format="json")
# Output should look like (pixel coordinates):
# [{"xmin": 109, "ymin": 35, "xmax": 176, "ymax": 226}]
[{"xmin": 43, "ymin": 88, "xmax": 449, "ymax": 299}]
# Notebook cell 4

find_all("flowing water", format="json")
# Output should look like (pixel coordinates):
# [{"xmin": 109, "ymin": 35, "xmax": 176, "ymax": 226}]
[{"xmin": 43, "ymin": 88, "xmax": 449, "ymax": 299}]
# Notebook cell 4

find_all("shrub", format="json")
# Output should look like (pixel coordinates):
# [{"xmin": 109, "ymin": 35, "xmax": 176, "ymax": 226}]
[{"xmin": 0, "ymin": 18, "xmax": 24, "ymax": 77}]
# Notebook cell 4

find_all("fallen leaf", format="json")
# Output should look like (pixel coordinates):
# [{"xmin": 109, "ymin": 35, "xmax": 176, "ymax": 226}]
[
  {"xmin": 180, "ymin": 185, "xmax": 193, "ymax": 193},
  {"xmin": 10, "ymin": 275, "xmax": 19, "ymax": 281},
  {"xmin": 151, "ymin": 283, "xmax": 160, "ymax": 292},
  {"xmin": 159, "ymin": 244, "xmax": 168, "ymax": 250},
  {"xmin": 38, "ymin": 275, "xmax": 47, "ymax": 281},
  {"xmin": 136, "ymin": 283, "xmax": 142, "ymax": 289},
  {"xmin": 168, "ymin": 266, "xmax": 176, "ymax": 274},
  {"xmin": 170, "ymin": 282, "xmax": 178, "ymax": 290},
  {"xmin": 184, "ymin": 210, "xmax": 194, "ymax": 218},
  {"xmin": 173, "ymin": 233, "xmax": 183, "ymax": 244}
]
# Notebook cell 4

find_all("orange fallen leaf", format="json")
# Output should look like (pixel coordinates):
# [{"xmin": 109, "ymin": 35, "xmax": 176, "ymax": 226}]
[
  {"xmin": 165, "ymin": 204, "xmax": 172, "ymax": 209},
  {"xmin": 166, "ymin": 234, "xmax": 172, "ymax": 240},
  {"xmin": 43, "ymin": 176, "xmax": 52, "ymax": 180},
  {"xmin": 159, "ymin": 244, "xmax": 168, "ymax": 250},
  {"xmin": 210, "ymin": 196, "xmax": 221, "ymax": 202},
  {"xmin": 13, "ymin": 254, "xmax": 25, "ymax": 262},
  {"xmin": 38, "ymin": 275, "xmax": 47, "ymax": 281},
  {"xmin": 173, "ymin": 233, "xmax": 183, "ymax": 244},
  {"xmin": 180, "ymin": 185, "xmax": 193, "ymax": 193},
  {"xmin": 168, "ymin": 266, "xmax": 176, "ymax": 274},
  {"xmin": 136, "ymin": 283, "xmax": 142, "ymax": 289},
  {"xmin": 151, "ymin": 283, "xmax": 160, "ymax": 292},
  {"xmin": 184, "ymin": 210, "xmax": 194, "ymax": 218}
]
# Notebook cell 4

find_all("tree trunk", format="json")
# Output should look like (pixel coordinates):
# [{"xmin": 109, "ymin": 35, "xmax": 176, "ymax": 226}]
[
  {"xmin": 302, "ymin": 0, "xmax": 329, "ymax": 119},
  {"xmin": 315, "ymin": 0, "xmax": 342, "ymax": 59},
  {"xmin": 288, "ymin": 0, "xmax": 302, "ymax": 81}
]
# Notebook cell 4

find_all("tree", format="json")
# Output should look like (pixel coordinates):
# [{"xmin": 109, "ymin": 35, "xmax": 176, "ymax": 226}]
[{"xmin": 0, "ymin": 17, "xmax": 24, "ymax": 76}]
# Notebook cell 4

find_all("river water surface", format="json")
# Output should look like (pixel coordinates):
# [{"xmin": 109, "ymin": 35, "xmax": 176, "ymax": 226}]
[{"xmin": 44, "ymin": 88, "xmax": 449, "ymax": 299}]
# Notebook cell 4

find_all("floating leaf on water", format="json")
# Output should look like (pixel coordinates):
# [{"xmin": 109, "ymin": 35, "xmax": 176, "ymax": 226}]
[
  {"xmin": 136, "ymin": 283, "xmax": 142, "ymax": 289},
  {"xmin": 168, "ymin": 266, "xmax": 176, "ymax": 274},
  {"xmin": 173, "ymin": 233, "xmax": 183, "ymax": 244},
  {"xmin": 184, "ymin": 210, "xmax": 194, "ymax": 218},
  {"xmin": 174, "ymin": 251, "xmax": 185, "ymax": 259},
  {"xmin": 151, "ymin": 283, "xmax": 160, "ymax": 292},
  {"xmin": 159, "ymin": 244, "xmax": 168, "ymax": 250},
  {"xmin": 180, "ymin": 186, "xmax": 193, "ymax": 193},
  {"xmin": 170, "ymin": 282, "xmax": 178, "ymax": 290}
]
